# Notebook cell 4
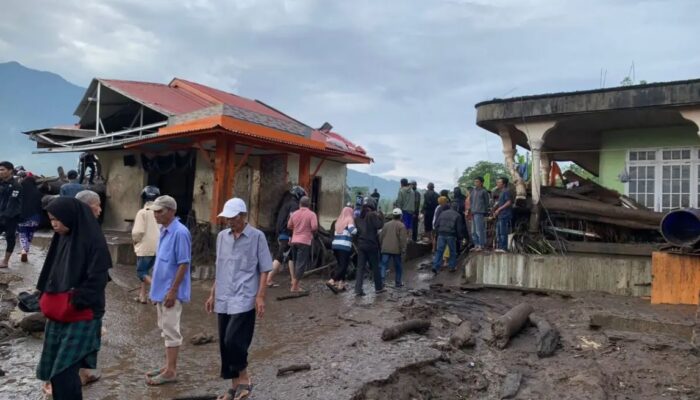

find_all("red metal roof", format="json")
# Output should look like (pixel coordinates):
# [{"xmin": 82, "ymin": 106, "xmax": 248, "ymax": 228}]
[
  {"xmin": 169, "ymin": 78, "xmax": 297, "ymax": 122},
  {"xmin": 100, "ymin": 79, "xmax": 214, "ymax": 115}
]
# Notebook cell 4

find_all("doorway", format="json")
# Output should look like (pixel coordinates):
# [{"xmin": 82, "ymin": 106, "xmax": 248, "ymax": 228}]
[{"xmin": 145, "ymin": 150, "xmax": 196, "ymax": 221}]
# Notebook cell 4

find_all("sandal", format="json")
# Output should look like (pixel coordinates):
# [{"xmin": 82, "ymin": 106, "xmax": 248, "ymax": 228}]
[
  {"xmin": 80, "ymin": 370, "xmax": 101, "ymax": 386},
  {"xmin": 266, "ymin": 282, "xmax": 280, "ymax": 288},
  {"xmin": 217, "ymin": 388, "xmax": 236, "ymax": 400},
  {"xmin": 146, "ymin": 373, "xmax": 178, "ymax": 386},
  {"xmin": 134, "ymin": 296, "xmax": 147, "ymax": 304},
  {"xmin": 233, "ymin": 383, "xmax": 253, "ymax": 400},
  {"xmin": 145, "ymin": 368, "xmax": 164, "ymax": 378}
]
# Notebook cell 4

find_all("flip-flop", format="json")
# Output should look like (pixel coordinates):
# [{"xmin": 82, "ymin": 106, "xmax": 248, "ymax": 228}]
[
  {"xmin": 233, "ymin": 383, "xmax": 253, "ymax": 400},
  {"xmin": 145, "ymin": 368, "xmax": 163, "ymax": 378},
  {"xmin": 325, "ymin": 282, "xmax": 339, "ymax": 294},
  {"xmin": 80, "ymin": 371, "xmax": 101, "ymax": 386},
  {"xmin": 146, "ymin": 373, "xmax": 178, "ymax": 386},
  {"xmin": 266, "ymin": 282, "xmax": 280, "ymax": 288}
]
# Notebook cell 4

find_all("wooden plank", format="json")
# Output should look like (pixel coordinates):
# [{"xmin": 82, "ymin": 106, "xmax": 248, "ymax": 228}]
[
  {"xmin": 651, "ymin": 251, "xmax": 700, "ymax": 305},
  {"xmin": 551, "ymin": 240, "xmax": 660, "ymax": 257},
  {"xmin": 298, "ymin": 153, "xmax": 311, "ymax": 192}
]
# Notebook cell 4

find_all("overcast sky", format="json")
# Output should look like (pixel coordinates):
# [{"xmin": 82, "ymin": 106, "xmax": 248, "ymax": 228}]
[{"xmin": 2, "ymin": 0, "xmax": 699, "ymax": 188}]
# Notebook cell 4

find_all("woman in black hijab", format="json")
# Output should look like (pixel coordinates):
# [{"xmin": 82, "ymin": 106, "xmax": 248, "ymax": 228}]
[{"xmin": 36, "ymin": 197, "xmax": 112, "ymax": 400}]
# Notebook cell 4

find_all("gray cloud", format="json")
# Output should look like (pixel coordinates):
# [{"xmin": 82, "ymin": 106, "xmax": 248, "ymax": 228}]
[{"xmin": 1, "ymin": 0, "xmax": 699, "ymax": 187}]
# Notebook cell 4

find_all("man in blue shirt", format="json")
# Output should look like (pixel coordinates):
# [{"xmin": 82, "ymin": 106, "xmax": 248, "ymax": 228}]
[
  {"xmin": 59, "ymin": 170, "xmax": 83, "ymax": 198},
  {"xmin": 206, "ymin": 198, "xmax": 272, "ymax": 400},
  {"xmin": 493, "ymin": 177, "xmax": 513, "ymax": 253},
  {"xmin": 145, "ymin": 195, "xmax": 191, "ymax": 386}
]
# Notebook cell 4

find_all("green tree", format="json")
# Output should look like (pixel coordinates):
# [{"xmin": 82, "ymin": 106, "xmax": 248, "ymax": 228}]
[{"xmin": 458, "ymin": 161, "xmax": 508, "ymax": 190}]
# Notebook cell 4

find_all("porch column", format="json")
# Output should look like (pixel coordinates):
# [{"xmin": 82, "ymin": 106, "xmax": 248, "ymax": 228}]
[
  {"xmin": 514, "ymin": 121, "xmax": 556, "ymax": 232},
  {"xmin": 497, "ymin": 126, "xmax": 527, "ymax": 201},
  {"xmin": 298, "ymin": 153, "xmax": 311, "ymax": 193},
  {"xmin": 540, "ymin": 152, "xmax": 551, "ymax": 186},
  {"xmin": 211, "ymin": 138, "xmax": 236, "ymax": 223}
]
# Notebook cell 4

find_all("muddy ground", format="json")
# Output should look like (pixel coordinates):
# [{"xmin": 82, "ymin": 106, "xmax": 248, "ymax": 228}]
[{"xmin": 0, "ymin": 246, "xmax": 698, "ymax": 400}]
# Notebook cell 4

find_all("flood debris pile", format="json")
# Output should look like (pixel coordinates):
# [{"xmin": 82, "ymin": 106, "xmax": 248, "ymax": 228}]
[
  {"xmin": 352, "ymin": 283, "xmax": 699, "ymax": 400},
  {"xmin": 513, "ymin": 170, "xmax": 666, "ymax": 254}
]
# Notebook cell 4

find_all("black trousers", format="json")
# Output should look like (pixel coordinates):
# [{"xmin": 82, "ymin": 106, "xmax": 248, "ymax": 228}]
[
  {"xmin": 332, "ymin": 249, "xmax": 351, "ymax": 281},
  {"xmin": 51, "ymin": 362, "xmax": 82, "ymax": 400},
  {"xmin": 218, "ymin": 310, "xmax": 256, "ymax": 380},
  {"xmin": 79, "ymin": 163, "xmax": 96, "ymax": 185},
  {"xmin": 355, "ymin": 247, "xmax": 382, "ymax": 294},
  {"xmin": 0, "ymin": 219, "xmax": 17, "ymax": 253},
  {"xmin": 291, "ymin": 243, "xmax": 311, "ymax": 280}
]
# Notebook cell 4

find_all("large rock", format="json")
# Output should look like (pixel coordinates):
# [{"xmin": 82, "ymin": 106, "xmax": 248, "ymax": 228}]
[{"xmin": 19, "ymin": 312, "xmax": 46, "ymax": 333}]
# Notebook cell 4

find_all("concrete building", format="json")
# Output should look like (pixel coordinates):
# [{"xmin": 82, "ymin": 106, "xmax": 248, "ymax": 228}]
[
  {"xmin": 26, "ymin": 78, "xmax": 371, "ymax": 233},
  {"xmin": 470, "ymin": 79, "xmax": 700, "ymax": 300},
  {"xmin": 475, "ymin": 79, "xmax": 700, "ymax": 215}
]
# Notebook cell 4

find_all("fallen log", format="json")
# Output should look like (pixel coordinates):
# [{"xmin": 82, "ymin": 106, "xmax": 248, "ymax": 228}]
[
  {"xmin": 492, "ymin": 303, "xmax": 534, "ymax": 349},
  {"xmin": 540, "ymin": 196, "xmax": 663, "ymax": 225},
  {"xmin": 529, "ymin": 313, "xmax": 560, "ymax": 358},
  {"xmin": 459, "ymin": 284, "xmax": 572, "ymax": 299},
  {"xmin": 553, "ymin": 212, "xmax": 659, "ymax": 230},
  {"xmin": 277, "ymin": 363, "xmax": 311, "ymax": 376},
  {"xmin": 276, "ymin": 292, "xmax": 310, "ymax": 301},
  {"xmin": 302, "ymin": 261, "xmax": 337, "ymax": 278},
  {"xmin": 449, "ymin": 320, "xmax": 475, "ymax": 349},
  {"xmin": 381, "ymin": 319, "xmax": 431, "ymax": 341}
]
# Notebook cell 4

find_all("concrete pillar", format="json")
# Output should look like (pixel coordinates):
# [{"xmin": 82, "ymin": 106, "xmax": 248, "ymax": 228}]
[
  {"xmin": 514, "ymin": 121, "xmax": 556, "ymax": 232},
  {"xmin": 540, "ymin": 152, "xmax": 551, "ymax": 187},
  {"xmin": 498, "ymin": 126, "xmax": 527, "ymax": 201}
]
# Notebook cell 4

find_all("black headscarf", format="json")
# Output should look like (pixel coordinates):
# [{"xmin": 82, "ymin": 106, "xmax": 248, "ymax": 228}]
[{"xmin": 36, "ymin": 197, "xmax": 112, "ymax": 315}]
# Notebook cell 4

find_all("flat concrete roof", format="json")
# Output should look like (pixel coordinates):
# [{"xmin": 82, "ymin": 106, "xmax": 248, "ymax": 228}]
[{"xmin": 476, "ymin": 78, "xmax": 700, "ymax": 124}]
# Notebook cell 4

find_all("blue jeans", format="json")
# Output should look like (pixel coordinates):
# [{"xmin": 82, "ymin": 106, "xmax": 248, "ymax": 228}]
[
  {"xmin": 136, "ymin": 256, "xmax": 155, "ymax": 281},
  {"xmin": 380, "ymin": 253, "xmax": 403, "ymax": 285},
  {"xmin": 433, "ymin": 235, "xmax": 457, "ymax": 271},
  {"xmin": 497, "ymin": 218, "xmax": 511, "ymax": 251},
  {"xmin": 471, "ymin": 213, "xmax": 487, "ymax": 247}
]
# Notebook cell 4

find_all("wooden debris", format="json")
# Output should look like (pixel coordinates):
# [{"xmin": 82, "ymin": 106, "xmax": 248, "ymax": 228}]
[
  {"xmin": 449, "ymin": 321, "xmax": 475, "ymax": 349},
  {"xmin": 276, "ymin": 292, "xmax": 310, "ymax": 301},
  {"xmin": 540, "ymin": 196, "xmax": 662, "ymax": 226},
  {"xmin": 492, "ymin": 303, "xmax": 534, "ymax": 349},
  {"xmin": 277, "ymin": 363, "xmax": 311, "ymax": 377},
  {"xmin": 381, "ymin": 319, "xmax": 431, "ymax": 341},
  {"xmin": 529, "ymin": 313, "xmax": 560, "ymax": 357}
]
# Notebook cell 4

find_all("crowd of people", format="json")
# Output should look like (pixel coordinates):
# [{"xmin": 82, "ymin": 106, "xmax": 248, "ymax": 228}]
[{"xmin": 0, "ymin": 157, "xmax": 515, "ymax": 399}]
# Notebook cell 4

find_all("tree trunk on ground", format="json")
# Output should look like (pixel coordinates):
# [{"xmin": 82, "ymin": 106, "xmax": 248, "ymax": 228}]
[
  {"xmin": 492, "ymin": 303, "xmax": 534, "ymax": 349},
  {"xmin": 277, "ymin": 364, "xmax": 311, "ymax": 376},
  {"xmin": 540, "ymin": 196, "xmax": 663, "ymax": 225},
  {"xmin": 381, "ymin": 319, "xmax": 431, "ymax": 341},
  {"xmin": 529, "ymin": 313, "xmax": 560, "ymax": 357}
]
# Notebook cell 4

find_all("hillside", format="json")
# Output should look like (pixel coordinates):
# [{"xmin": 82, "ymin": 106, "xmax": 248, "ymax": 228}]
[
  {"xmin": 0, "ymin": 61, "xmax": 85, "ymax": 174},
  {"xmin": 347, "ymin": 168, "xmax": 400, "ymax": 201}
]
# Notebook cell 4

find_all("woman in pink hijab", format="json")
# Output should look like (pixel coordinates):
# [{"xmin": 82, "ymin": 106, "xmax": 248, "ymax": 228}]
[{"xmin": 326, "ymin": 206, "xmax": 357, "ymax": 293}]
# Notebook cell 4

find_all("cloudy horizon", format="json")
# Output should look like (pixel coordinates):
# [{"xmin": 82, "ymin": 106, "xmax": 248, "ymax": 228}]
[{"xmin": 2, "ymin": 0, "xmax": 699, "ymax": 188}]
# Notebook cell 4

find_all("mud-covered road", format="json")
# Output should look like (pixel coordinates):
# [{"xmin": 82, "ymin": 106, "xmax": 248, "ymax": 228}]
[{"xmin": 1, "ymin": 247, "xmax": 698, "ymax": 400}]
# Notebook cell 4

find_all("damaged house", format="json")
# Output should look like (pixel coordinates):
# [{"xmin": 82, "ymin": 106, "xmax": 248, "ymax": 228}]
[
  {"xmin": 25, "ymin": 78, "xmax": 371, "ymax": 234},
  {"xmin": 472, "ymin": 78, "xmax": 700, "ymax": 304}
]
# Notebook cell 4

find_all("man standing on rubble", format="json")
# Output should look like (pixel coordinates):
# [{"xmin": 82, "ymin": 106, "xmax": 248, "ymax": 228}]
[
  {"xmin": 395, "ymin": 179, "xmax": 415, "ymax": 235},
  {"xmin": 411, "ymin": 181, "xmax": 421, "ymax": 242},
  {"xmin": 206, "ymin": 198, "xmax": 271, "ymax": 400},
  {"xmin": 0, "ymin": 161, "xmax": 22, "ymax": 268},
  {"xmin": 493, "ymin": 177, "xmax": 513, "ymax": 253},
  {"xmin": 60, "ymin": 170, "xmax": 83, "ymax": 198},
  {"xmin": 422, "ymin": 183, "xmax": 439, "ymax": 240},
  {"xmin": 469, "ymin": 177, "xmax": 490, "ymax": 251}
]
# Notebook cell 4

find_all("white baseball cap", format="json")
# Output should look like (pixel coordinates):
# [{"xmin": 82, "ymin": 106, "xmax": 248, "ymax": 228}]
[
  {"xmin": 392, "ymin": 207, "xmax": 402, "ymax": 216},
  {"xmin": 218, "ymin": 198, "xmax": 247, "ymax": 218}
]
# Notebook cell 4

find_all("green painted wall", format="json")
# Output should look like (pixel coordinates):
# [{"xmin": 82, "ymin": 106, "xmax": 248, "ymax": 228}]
[{"xmin": 598, "ymin": 125, "xmax": 700, "ymax": 192}]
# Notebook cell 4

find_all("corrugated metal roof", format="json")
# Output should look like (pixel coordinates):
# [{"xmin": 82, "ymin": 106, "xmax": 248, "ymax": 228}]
[{"xmin": 100, "ymin": 79, "xmax": 214, "ymax": 115}]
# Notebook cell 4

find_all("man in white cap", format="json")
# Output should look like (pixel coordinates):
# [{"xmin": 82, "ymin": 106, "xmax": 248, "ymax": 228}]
[
  {"xmin": 379, "ymin": 208, "xmax": 408, "ymax": 288},
  {"xmin": 145, "ymin": 195, "xmax": 191, "ymax": 386},
  {"xmin": 205, "ymin": 198, "xmax": 272, "ymax": 400}
]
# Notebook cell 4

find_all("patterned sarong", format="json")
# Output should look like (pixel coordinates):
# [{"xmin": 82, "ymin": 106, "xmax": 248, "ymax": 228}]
[{"xmin": 36, "ymin": 318, "xmax": 102, "ymax": 381}]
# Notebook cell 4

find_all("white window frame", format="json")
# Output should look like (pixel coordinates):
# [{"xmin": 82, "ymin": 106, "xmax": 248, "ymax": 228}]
[{"xmin": 625, "ymin": 147, "xmax": 699, "ymax": 212}]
